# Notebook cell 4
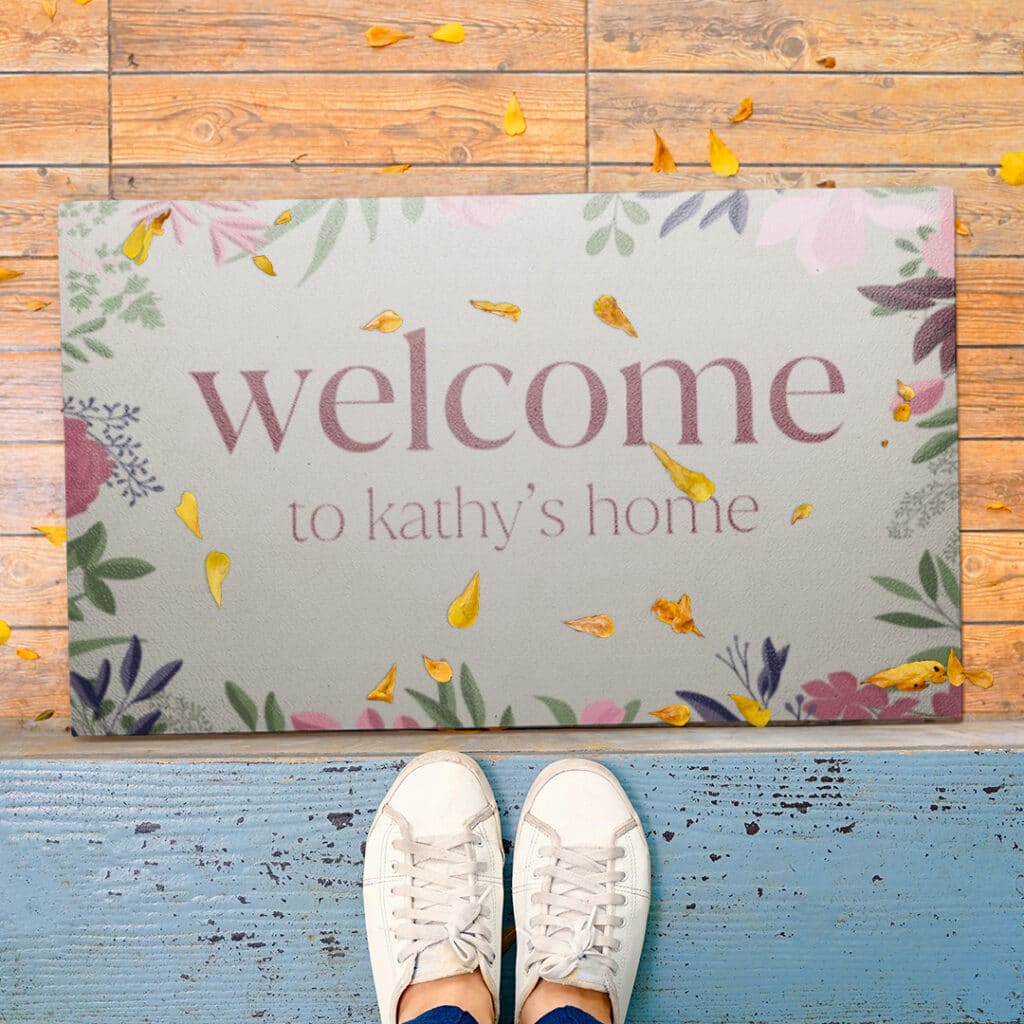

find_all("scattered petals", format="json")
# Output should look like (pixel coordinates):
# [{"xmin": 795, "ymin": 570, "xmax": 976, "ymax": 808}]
[
  {"xmin": 175, "ymin": 491, "xmax": 203, "ymax": 538},
  {"xmin": 41, "ymin": 0, "xmax": 56, "ymax": 19},
  {"xmin": 123, "ymin": 210, "xmax": 171, "ymax": 265},
  {"xmin": 430, "ymin": 21, "xmax": 465, "ymax": 43},
  {"xmin": 790, "ymin": 503, "xmax": 814, "ymax": 525},
  {"xmin": 863, "ymin": 659, "xmax": 947, "ymax": 690},
  {"xmin": 947, "ymin": 647, "xmax": 994, "ymax": 689},
  {"xmin": 730, "ymin": 97, "xmax": 753, "ymax": 124},
  {"xmin": 954, "ymin": 217, "xmax": 971, "ymax": 237},
  {"xmin": 881, "ymin": 439, "xmax": 889, "ymax": 447},
  {"xmin": 380, "ymin": 164, "xmax": 411, "ymax": 173},
  {"xmin": 0, "ymin": 266, "xmax": 24, "ymax": 282},
  {"xmin": 648, "ymin": 441, "xmax": 715, "ymax": 502},
  {"xmin": 34, "ymin": 709, "xmax": 55, "ymax": 721},
  {"xmin": 593, "ymin": 294, "xmax": 637, "ymax": 337},
  {"xmin": 893, "ymin": 402, "xmax": 911, "ymax": 422},
  {"xmin": 274, "ymin": 209, "xmax": 292, "ymax": 225},
  {"xmin": 367, "ymin": 662, "xmax": 398, "ymax": 702},
  {"xmin": 362, "ymin": 309, "xmax": 403, "ymax": 333},
  {"xmin": 998, "ymin": 152, "xmax": 1024, "ymax": 186},
  {"xmin": 422, "ymin": 656, "xmax": 454, "ymax": 683},
  {"xmin": 0, "ymin": 620, "xmax": 10, "ymax": 645},
  {"xmin": 16, "ymin": 648, "xmax": 40, "ymax": 661},
  {"xmin": 471, "ymin": 299, "xmax": 520, "ymax": 321},
  {"xmin": 651, "ymin": 595, "xmax": 704, "ymax": 637},
  {"xmin": 708, "ymin": 128, "xmax": 739, "ymax": 177},
  {"xmin": 897, "ymin": 379, "xmax": 916, "ymax": 401},
  {"xmin": 816, "ymin": 56, "xmax": 837, "ymax": 68},
  {"xmin": 651, "ymin": 130, "xmax": 677, "ymax": 173},
  {"xmin": 32, "ymin": 525, "xmax": 66, "ymax": 546},
  {"xmin": 987, "ymin": 502, "xmax": 1013, "ymax": 512},
  {"xmin": 74, "ymin": 0, "xmax": 93, "ymax": 5},
  {"xmin": 447, "ymin": 571, "xmax": 480, "ymax": 629},
  {"xmin": 649, "ymin": 703, "xmax": 691, "ymax": 726},
  {"xmin": 365, "ymin": 25, "xmax": 413, "ymax": 47},
  {"xmin": 729, "ymin": 693, "xmax": 770, "ymax": 727},
  {"xmin": 564, "ymin": 614, "xmax": 615, "ymax": 638},
  {"xmin": 816, "ymin": 180, "xmax": 837, "ymax": 188},
  {"xmin": 252, "ymin": 254, "xmax": 276, "ymax": 276},
  {"xmin": 205, "ymin": 551, "xmax": 230, "ymax": 608},
  {"xmin": 504, "ymin": 92, "xmax": 526, "ymax": 136},
  {"xmin": 25, "ymin": 299, "xmax": 50, "ymax": 312}
]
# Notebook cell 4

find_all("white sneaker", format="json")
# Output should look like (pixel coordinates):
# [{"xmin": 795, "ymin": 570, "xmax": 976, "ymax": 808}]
[
  {"xmin": 512, "ymin": 759, "xmax": 651, "ymax": 1024},
  {"xmin": 363, "ymin": 751, "xmax": 504, "ymax": 1024}
]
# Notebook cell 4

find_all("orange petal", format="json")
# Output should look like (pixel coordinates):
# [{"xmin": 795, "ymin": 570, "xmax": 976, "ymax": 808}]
[
  {"xmin": 986, "ymin": 502, "xmax": 1012, "ymax": 512},
  {"xmin": 0, "ymin": 620, "xmax": 10, "ymax": 645},
  {"xmin": 649, "ymin": 703, "xmax": 691, "ymax": 726},
  {"xmin": 252, "ymin": 254, "xmax": 276, "ymax": 276},
  {"xmin": 730, "ymin": 97, "xmax": 753, "ymax": 124},
  {"xmin": 816, "ymin": 56, "xmax": 837, "ymax": 68},
  {"xmin": 708, "ymin": 128, "xmax": 739, "ymax": 177},
  {"xmin": 274, "ymin": 209, "xmax": 292, "ymax": 225},
  {"xmin": 593, "ymin": 294, "xmax": 637, "ymax": 337},
  {"xmin": 16, "ymin": 648, "xmax": 40, "ymax": 661},
  {"xmin": 816, "ymin": 180, "xmax": 837, "ymax": 188},
  {"xmin": 790, "ymin": 503, "xmax": 813, "ymax": 525},
  {"xmin": 367, "ymin": 662, "xmax": 398, "ymax": 702},
  {"xmin": 422, "ymin": 656, "xmax": 454, "ymax": 683},
  {"xmin": 648, "ymin": 441, "xmax": 715, "ymax": 502},
  {"xmin": 651, "ymin": 130, "xmax": 677, "ymax": 173},
  {"xmin": 430, "ymin": 21, "xmax": 465, "ymax": 43},
  {"xmin": 954, "ymin": 217, "xmax": 971, "ymax": 237},
  {"xmin": 25, "ymin": 299, "xmax": 50, "ymax": 312},
  {"xmin": 365, "ymin": 25, "xmax": 413, "ymax": 47},
  {"xmin": 674, "ymin": 594, "xmax": 704, "ymax": 637},
  {"xmin": 946, "ymin": 647, "xmax": 965, "ymax": 686},
  {"xmin": 0, "ymin": 265, "xmax": 25, "ymax": 282},
  {"xmin": 964, "ymin": 668, "xmax": 995, "ymax": 689},
  {"xmin": 729, "ymin": 693, "xmax": 770, "ymax": 727},
  {"xmin": 33, "ymin": 525, "xmax": 67, "ymax": 546},
  {"xmin": 893, "ymin": 402, "xmax": 911, "ymax": 422},
  {"xmin": 380, "ymin": 164, "xmax": 411, "ymax": 173},
  {"xmin": 564, "ymin": 615, "xmax": 615, "ymax": 638},
  {"xmin": 504, "ymin": 92, "xmax": 526, "ymax": 136},
  {"xmin": 362, "ymin": 309, "xmax": 403, "ymax": 333},
  {"xmin": 447, "ymin": 571, "xmax": 480, "ymax": 629},
  {"xmin": 205, "ymin": 551, "xmax": 230, "ymax": 607},
  {"xmin": 470, "ymin": 299, "xmax": 521, "ymax": 321},
  {"xmin": 175, "ymin": 491, "xmax": 203, "ymax": 538}
]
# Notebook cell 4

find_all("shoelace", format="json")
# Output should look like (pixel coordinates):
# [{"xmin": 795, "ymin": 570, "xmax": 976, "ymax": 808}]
[
  {"xmin": 525, "ymin": 843, "xmax": 626, "ymax": 980},
  {"xmin": 391, "ymin": 831, "xmax": 496, "ymax": 968}
]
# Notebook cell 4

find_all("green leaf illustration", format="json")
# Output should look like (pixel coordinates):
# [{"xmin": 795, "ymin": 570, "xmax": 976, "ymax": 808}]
[
  {"xmin": 499, "ymin": 705, "xmax": 515, "ymax": 728},
  {"xmin": 67, "ymin": 316, "xmax": 106, "ymax": 337},
  {"xmin": 936, "ymin": 555, "xmax": 961, "ymax": 609},
  {"xmin": 264, "ymin": 691, "xmax": 286, "ymax": 732},
  {"xmin": 359, "ymin": 197, "xmax": 380, "ymax": 242},
  {"xmin": 623, "ymin": 699, "xmax": 641, "ymax": 724},
  {"xmin": 535, "ymin": 696, "xmax": 578, "ymax": 726},
  {"xmin": 918, "ymin": 550, "xmax": 938, "ymax": 602},
  {"xmin": 68, "ymin": 521, "xmax": 107, "ymax": 570},
  {"xmin": 582, "ymin": 193, "xmax": 614, "ymax": 221},
  {"xmin": 225, "ymin": 680, "xmax": 259, "ymax": 731},
  {"xmin": 911, "ymin": 429, "xmax": 957, "ymax": 464},
  {"xmin": 586, "ymin": 225, "xmax": 611, "ymax": 255},
  {"xmin": 916, "ymin": 406, "xmax": 958, "ymax": 429},
  {"xmin": 63, "ymin": 342, "xmax": 88, "ymax": 362},
  {"xmin": 405, "ymin": 688, "xmax": 463, "ymax": 729},
  {"xmin": 251, "ymin": 198, "xmax": 329, "ymax": 253},
  {"xmin": 401, "ymin": 196, "xmax": 426, "ymax": 223},
  {"xmin": 83, "ymin": 573, "xmax": 116, "ymax": 615},
  {"xmin": 620, "ymin": 199, "xmax": 650, "ymax": 226},
  {"xmin": 614, "ymin": 227, "xmax": 635, "ymax": 256},
  {"xmin": 876, "ymin": 612, "xmax": 947, "ymax": 629},
  {"xmin": 93, "ymin": 557, "xmax": 155, "ymax": 580},
  {"xmin": 68, "ymin": 599, "xmax": 84, "ymax": 622},
  {"xmin": 439, "ymin": 676, "xmax": 457, "ymax": 721},
  {"xmin": 299, "ymin": 199, "xmax": 347, "ymax": 285},
  {"xmin": 459, "ymin": 663, "xmax": 485, "ymax": 728},
  {"xmin": 871, "ymin": 576, "xmax": 922, "ymax": 601},
  {"xmin": 907, "ymin": 645, "xmax": 960, "ymax": 663},
  {"xmin": 85, "ymin": 337, "xmax": 114, "ymax": 358},
  {"xmin": 69, "ymin": 636, "xmax": 132, "ymax": 658}
]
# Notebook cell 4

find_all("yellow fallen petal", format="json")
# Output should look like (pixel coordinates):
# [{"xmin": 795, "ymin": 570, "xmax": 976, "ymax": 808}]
[
  {"xmin": 365, "ymin": 25, "xmax": 413, "ymax": 47},
  {"xmin": 34, "ymin": 709, "xmax": 55, "ymax": 721},
  {"xmin": 367, "ymin": 662, "xmax": 398, "ymax": 702},
  {"xmin": 674, "ymin": 594, "xmax": 704, "ymax": 637},
  {"xmin": 362, "ymin": 309, "xmax": 403, "ymax": 333},
  {"xmin": 730, "ymin": 97, "xmax": 754, "ymax": 124},
  {"xmin": 175, "ymin": 491, "xmax": 203, "ymax": 538},
  {"xmin": 790, "ymin": 503, "xmax": 814, "ymax": 525},
  {"xmin": 729, "ymin": 693, "xmax": 770, "ymax": 727},
  {"xmin": 133, "ymin": 225, "xmax": 157, "ymax": 265},
  {"xmin": 74, "ymin": 0, "xmax": 93, "ymax": 5},
  {"xmin": 593, "ymin": 294, "xmax": 637, "ymax": 338},
  {"xmin": 504, "ymin": 92, "xmax": 526, "ymax": 136},
  {"xmin": 954, "ymin": 217, "xmax": 971, "ymax": 237},
  {"xmin": 0, "ymin": 266, "xmax": 24, "ymax": 282},
  {"xmin": 965, "ymin": 668, "xmax": 995, "ymax": 689},
  {"xmin": 564, "ymin": 615, "xmax": 615, "ymax": 638},
  {"xmin": 864, "ymin": 659, "xmax": 946, "ymax": 689},
  {"xmin": 380, "ymin": 164, "xmax": 411, "ymax": 173},
  {"xmin": 422, "ymin": 656, "xmax": 454, "ymax": 683},
  {"xmin": 430, "ymin": 21, "xmax": 465, "ymax": 43},
  {"xmin": 708, "ymin": 128, "xmax": 739, "ymax": 177},
  {"xmin": 16, "ymin": 648, "xmax": 40, "ymax": 661},
  {"xmin": 25, "ymin": 299, "xmax": 50, "ymax": 312},
  {"xmin": 893, "ymin": 402, "xmax": 911, "ymax": 423},
  {"xmin": 987, "ymin": 502, "xmax": 1012, "ymax": 512},
  {"xmin": 252, "ymin": 254, "xmax": 276, "ymax": 276},
  {"xmin": 470, "ymin": 299, "xmax": 521, "ymax": 322},
  {"xmin": 648, "ymin": 441, "xmax": 715, "ymax": 502},
  {"xmin": 274, "ymin": 209, "xmax": 292, "ymax": 225},
  {"xmin": 0, "ymin": 620, "xmax": 10, "ymax": 645},
  {"xmin": 649, "ymin": 703, "xmax": 691, "ymax": 726},
  {"xmin": 816, "ymin": 56, "xmax": 837, "ymax": 68},
  {"xmin": 998, "ymin": 152, "xmax": 1024, "ymax": 186},
  {"xmin": 897, "ymin": 379, "xmax": 916, "ymax": 401},
  {"xmin": 946, "ymin": 647, "xmax": 965, "ymax": 687},
  {"xmin": 32, "ymin": 525, "xmax": 67, "ymax": 546},
  {"xmin": 651, "ymin": 130, "xmax": 677, "ymax": 173},
  {"xmin": 448, "ymin": 571, "xmax": 480, "ymax": 629},
  {"xmin": 205, "ymin": 551, "xmax": 230, "ymax": 608},
  {"xmin": 41, "ymin": 0, "xmax": 56, "ymax": 19},
  {"xmin": 149, "ymin": 209, "xmax": 172, "ymax": 235}
]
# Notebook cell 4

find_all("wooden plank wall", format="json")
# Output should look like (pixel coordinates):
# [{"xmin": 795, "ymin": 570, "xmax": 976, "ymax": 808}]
[{"xmin": 1, "ymin": 0, "xmax": 1022, "ymax": 724}]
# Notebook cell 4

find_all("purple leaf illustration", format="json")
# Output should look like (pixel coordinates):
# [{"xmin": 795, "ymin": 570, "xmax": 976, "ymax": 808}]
[
  {"xmin": 858, "ymin": 282, "xmax": 936, "ymax": 311},
  {"xmin": 130, "ymin": 709, "xmax": 163, "ymax": 735},
  {"xmin": 121, "ymin": 635, "xmax": 142, "ymax": 693},
  {"xmin": 71, "ymin": 669, "xmax": 102, "ymax": 715},
  {"xmin": 756, "ymin": 638, "xmax": 790, "ymax": 703},
  {"xmin": 904, "ymin": 276, "xmax": 954, "ymax": 300},
  {"xmin": 660, "ymin": 193, "xmax": 704, "ymax": 237},
  {"xmin": 676, "ymin": 690, "xmax": 741, "ymax": 723},
  {"xmin": 699, "ymin": 196, "xmax": 732, "ymax": 230},
  {"xmin": 728, "ymin": 191, "xmax": 749, "ymax": 234},
  {"xmin": 131, "ymin": 659, "xmax": 184, "ymax": 704},
  {"xmin": 913, "ymin": 304, "xmax": 957, "ymax": 371}
]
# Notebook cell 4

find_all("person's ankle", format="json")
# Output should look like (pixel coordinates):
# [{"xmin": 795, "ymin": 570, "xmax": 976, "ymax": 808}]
[
  {"xmin": 520, "ymin": 980, "xmax": 613, "ymax": 1024},
  {"xmin": 397, "ymin": 968, "xmax": 495, "ymax": 1024}
]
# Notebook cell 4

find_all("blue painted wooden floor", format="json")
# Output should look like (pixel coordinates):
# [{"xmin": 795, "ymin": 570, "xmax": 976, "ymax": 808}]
[{"xmin": 1, "ymin": 753, "xmax": 1022, "ymax": 1023}]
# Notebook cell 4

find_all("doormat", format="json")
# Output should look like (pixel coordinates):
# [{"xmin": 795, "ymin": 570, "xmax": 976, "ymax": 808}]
[{"xmin": 59, "ymin": 188, "xmax": 961, "ymax": 735}]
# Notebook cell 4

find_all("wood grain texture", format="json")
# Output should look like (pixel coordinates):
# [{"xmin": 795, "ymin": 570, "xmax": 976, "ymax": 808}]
[
  {"xmin": 0, "ymin": 0, "xmax": 107, "ymax": 72},
  {"xmin": 0, "ymin": 536, "xmax": 66, "ymax": 624},
  {"xmin": 0, "ymin": 168, "xmax": 109, "ymax": 257},
  {"xmin": 588, "ymin": 73, "xmax": 1024, "ymax": 165},
  {"xmin": 0, "ymin": 74, "xmax": 108, "ymax": 165},
  {"xmin": 112, "ymin": 74, "xmax": 585, "ymax": 165},
  {"xmin": 962, "ymin": 533, "xmax": 1024, "ymax": 622},
  {"xmin": 0, "ymin": 444, "xmax": 64, "ymax": 533},
  {"xmin": 0, "ymin": 349, "xmax": 63, "ymax": 441},
  {"xmin": 589, "ymin": 0, "xmax": 1024, "ymax": 72},
  {"xmin": 957, "ymin": 348, "xmax": 1024, "ymax": 440},
  {"xmin": 0, "ymin": 258, "xmax": 59, "ymax": 348},
  {"xmin": 962, "ymin": 624, "xmax": 1024, "ymax": 716},
  {"xmin": 1, "ymin": 755, "xmax": 1022, "ymax": 1022},
  {"xmin": 958, "ymin": 259, "xmax": 1024, "ymax": 346},
  {"xmin": 112, "ymin": 0, "xmax": 585, "ymax": 73},
  {"xmin": 961, "ymin": 442, "xmax": 1024, "ymax": 530},
  {"xmin": 0, "ymin": 629, "xmax": 68, "ymax": 717},
  {"xmin": 588, "ymin": 167, "xmax": 1024, "ymax": 259}
]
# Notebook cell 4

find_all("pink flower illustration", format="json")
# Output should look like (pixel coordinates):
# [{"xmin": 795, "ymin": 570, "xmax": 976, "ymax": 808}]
[
  {"xmin": 580, "ymin": 699, "xmax": 626, "ymax": 726},
  {"xmin": 931, "ymin": 688, "xmax": 961, "ymax": 718},
  {"xmin": 923, "ymin": 193, "xmax": 955, "ymax": 277},
  {"xmin": 130, "ymin": 201, "xmax": 269, "ymax": 264},
  {"xmin": 355, "ymin": 708, "xmax": 421, "ymax": 730},
  {"xmin": 802, "ymin": 671, "xmax": 887, "ymax": 720},
  {"xmin": 888, "ymin": 377, "xmax": 945, "ymax": 416},
  {"xmin": 878, "ymin": 696, "xmax": 921, "ymax": 719},
  {"xmin": 438, "ymin": 195, "xmax": 525, "ymax": 228},
  {"xmin": 64, "ymin": 416, "xmax": 113, "ymax": 518},
  {"xmin": 757, "ymin": 191, "xmax": 937, "ymax": 274},
  {"xmin": 290, "ymin": 711, "xmax": 342, "ymax": 731}
]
